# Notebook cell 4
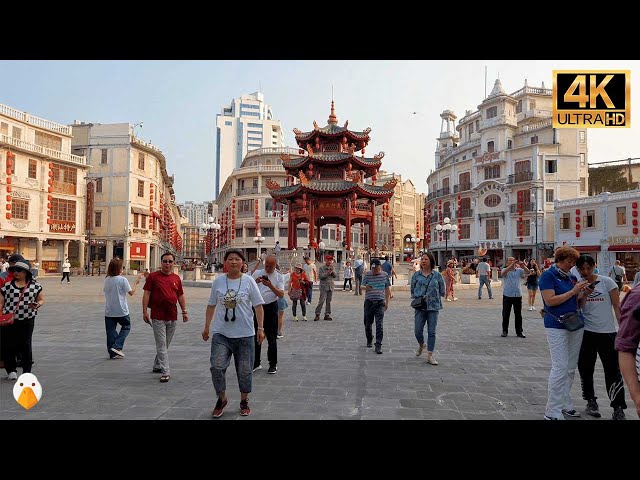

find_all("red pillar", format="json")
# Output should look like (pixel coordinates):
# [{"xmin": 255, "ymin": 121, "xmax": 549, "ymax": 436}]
[
  {"xmin": 308, "ymin": 199, "xmax": 315, "ymax": 247},
  {"xmin": 369, "ymin": 201, "xmax": 376, "ymax": 251},
  {"xmin": 346, "ymin": 198, "xmax": 352, "ymax": 250},
  {"xmin": 288, "ymin": 206, "xmax": 295, "ymax": 249}
]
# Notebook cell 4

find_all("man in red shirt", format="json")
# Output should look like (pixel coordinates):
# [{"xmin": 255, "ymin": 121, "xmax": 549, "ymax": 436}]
[{"xmin": 143, "ymin": 252, "xmax": 188, "ymax": 382}]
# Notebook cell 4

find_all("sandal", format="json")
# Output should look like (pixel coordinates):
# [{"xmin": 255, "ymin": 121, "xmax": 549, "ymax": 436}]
[
  {"xmin": 426, "ymin": 357, "xmax": 439, "ymax": 366},
  {"xmin": 159, "ymin": 374, "xmax": 170, "ymax": 382}
]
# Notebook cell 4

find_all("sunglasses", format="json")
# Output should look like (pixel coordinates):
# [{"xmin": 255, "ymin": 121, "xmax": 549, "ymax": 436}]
[{"xmin": 162, "ymin": 259, "xmax": 174, "ymax": 264}]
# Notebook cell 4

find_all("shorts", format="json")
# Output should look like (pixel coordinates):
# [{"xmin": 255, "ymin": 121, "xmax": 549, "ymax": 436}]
[
  {"xmin": 277, "ymin": 297, "xmax": 288, "ymax": 311},
  {"xmin": 526, "ymin": 283, "xmax": 538, "ymax": 291}
]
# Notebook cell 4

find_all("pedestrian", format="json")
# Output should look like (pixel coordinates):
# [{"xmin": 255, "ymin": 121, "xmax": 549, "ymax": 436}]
[
  {"xmin": 575, "ymin": 254, "xmax": 627, "ymax": 420},
  {"xmin": 31, "ymin": 261, "xmax": 39, "ymax": 280},
  {"xmin": 526, "ymin": 259, "xmax": 541, "ymax": 311},
  {"xmin": 500, "ymin": 257, "xmax": 530, "ymax": 338},
  {"xmin": 477, "ymin": 257, "xmax": 493, "ymax": 299},
  {"xmin": 0, "ymin": 259, "xmax": 44, "ymax": 380},
  {"xmin": 381, "ymin": 255, "xmax": 398, "ymax": 298},
  {"xmin": 0, "ymin": 254, "xmax": 26, "ymax": 370},
  {"xmin": 203, "ymin": 249, "xmax": 265, "ymax": 418},
  {"xmin": 289, "ymin": 263, "xmax": 308, "ymax": 321},
  {"xmin": 61, "ymin": 257, "xmax": 71, "ymax": 283},
  {"xmin": 633, "ymin": 270, "xmax": 640, "ymax": 288},
  {"xmin": 302, "ymin": 256, "xmax": 318, "ymax": 305},
  {"xmin": 343, "ymin": 261, "xmax": 354, "ymax": 291},
  {"xmin": 353, "ymin": 255, "xmax": 364, "ymax": 295},
  {"xmin": 615, "ymin": 282, "xmax": 640, "ymax": 418},
  {"xmin": 275, "ymin": 241, "xmax": 282, "ymax": 253},
  {"xmin": 277, "ymin": 263, "xmax": 290, "ymax": 338},
  {"xmin": 539, "ymin": 246, "xmax": 590, "ymax": 420},
  {"xmin": 609, "ymin": 260, "xmax": 627, "ymax": 291},
  {"xmin": 103, "ymin": 258, "xmax": 141, "ymax": 359},
  {"xmin": 314, "ymin": 255, "xmax": 336, "ymax": 321},
  {"xmin": 410, "ymin": 252, "xmax": 445, "ymax": 365},
  {"xmin": 142, "ymin": 252, "xmax": 188, "ymax": 383},
  {"xmin": 443, "ymin": 260, "xmax": 458, "ymax": 302},
  {"xmin": 252, "ymin": 254, "xmax": 284, "ymax": 374},
  {"xmin": 361, "ymin": 258, "xmax": 391, "ymax": 354}
]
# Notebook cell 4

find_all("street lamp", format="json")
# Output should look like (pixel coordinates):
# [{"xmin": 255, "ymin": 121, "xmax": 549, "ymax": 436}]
[
  {"xmin": 530, "ymin": 188, "xmax": 540, "ymax": 261},
  {"xmin": 254, "ymin": 231, "xmax": 265, "ymax": 258},
  {"xmin": 435, "ymin": 217, "xmax": 457, "ymax": 262},
  {"xmin": 201, "ymin": 216, "xmax": 221, "ymax": 263},
  {"xmin": 409, "ymin": 236, "xmax": 418, "ymax": 260}
]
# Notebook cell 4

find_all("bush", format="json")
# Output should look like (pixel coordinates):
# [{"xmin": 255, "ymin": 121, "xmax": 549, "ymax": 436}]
[{"xmin": 462, "ymin": 266, "xmax": 475, "ymax": 274}]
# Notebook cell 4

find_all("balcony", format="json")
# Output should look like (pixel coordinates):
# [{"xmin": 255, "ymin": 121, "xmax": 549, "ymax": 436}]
[
  {"xmin": 506, "ymin": 171, "xmax": 534, "ymax": 184},
  {"xmin": 427, "ymin": 192, "xmax": 437, "ymax": 201},
  {"xmin": 238, "ymin": 187, "xmax": 259, "ymax": 196},
  {"xmin": 510, "ymin": 202, "xmax": 535, "ymax": 213},
  {"xmin": 436, "ymin": 187, "xmax": 451, "ymax": 197},
  {"xmin": 457, "ymin": 208, "xmax": 473, "ymax": 219},
  {"xmin": 520, "ymin": 118, "xmax": 552, "ymax": 133},
  {"xmin": 0, "ymin": 133, "xmax": 86, "ymax": 166},
  {"xmin": 454, "ymin": 183, "xmax": 471, "ymax": 193},
  {"xmin": 429, "ymin": 214, "xmax": 439, "ymax": 223},
  {"xmin": 511, "ymin": 86, "xmax": 552, "ymax": 97},
  {"xmin": 1, "ymin": 103, "xmax": 72, "ymax": 135},
  {"xmin": 245, "ymin": 147, "xmax": 302, "ymax": 159}
]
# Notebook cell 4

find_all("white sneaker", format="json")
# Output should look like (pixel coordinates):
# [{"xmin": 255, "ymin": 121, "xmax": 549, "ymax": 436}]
[
  {"xmin": 453, "ymin": 297, "xmax": 458, "ymax": 301},
  {"xmin": 7, "ymin": 371, "xmax": 17, "ymax": 380},
  {"xmin": 531, "ymin": 306, "xmax": 536, "ymax": 311},
  {"xmin": 252, "ymin": 365, "xmax": 262, "ymax": 372},
  {"xmin": 111, "ymin": 347, "xmax": 125, "ymax": 358},
  {"xmin": 302, "ymin": 316, "xmax": 308, "ymax": 321},
  {"xmin": 293, "ymin": 316, "xmax": 298, "ymax": 321},
  {"xmin": 446, "ymin": 298, "xmax": 452, "ymax": 302}
]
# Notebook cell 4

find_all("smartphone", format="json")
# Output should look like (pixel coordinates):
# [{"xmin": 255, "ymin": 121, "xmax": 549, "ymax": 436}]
[
  {"xmin": 261, "ymin": 275, "xmax": 269, "ymax": 281},
  {"xmin": 587, "ymin": 280, "xmax": 600, "ymax": 289}
]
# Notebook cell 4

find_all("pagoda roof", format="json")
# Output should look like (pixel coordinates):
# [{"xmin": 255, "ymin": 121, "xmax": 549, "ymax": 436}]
[
  {"xmin": 267, "ymin": 176, "xmax": 396, "ymax": 201},
  {"xmin": 281, "ymin": 151, "xmax": 384, "ymax": 169},
  {"xmin": 293, "ymin": 101, "xmax": 371, "ymax": 143}
]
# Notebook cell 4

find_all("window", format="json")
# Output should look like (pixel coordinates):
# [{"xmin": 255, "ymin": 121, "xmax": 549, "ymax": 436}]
[
  {"xmin": 579, "ymin": 131, "xmax": 586, "ymax": 143},
  {"xmin": 137, "ymin": 180, "xmax": 144, "ymax": 197},
  {"xmin": 530, "ymin": 135, "xmax": 538, "ymax": 144},
  {"xmin": 296, "ymin": 228, "xmax": 307, "ymax": 237},
  {"xmin": 94, "ymin": 211, "xmax": 102, "ymax": 227},
  {"xmin": 101, "ymin": 149, "xmax": 108, "ymax": 164},
  {"xmin": 560, "ymin": 213, "xmax": 570, "ymax": 230},
  {"xmin": 472, "ymin": 150, "xmax": 478, "ymax": 157},
  {"xmin": 321, "ymin": 229, "xmax": 329, "ymax": 240},
  {"xmin": 96, "ymin": 177, "xmax": 102, "ymax": 193},
  {"xmin": 262, "ymin": 227, "xmax": 274, "ymax": 237},
  {"xmin": 580, "ymin": 177, "xmax": 586, "ymax": 192},
  {"xmin": 529, "ymin": 99, "xmax": 536, "ymax": 110},
  {"xmin": 51, "ymin": 198, "xmax": 76, "ymax": 222},
  {"xmin": 460, "ymin": 197, "xmax": 471, "ymax": 210},
  {"xmin": 545, "ymin": 189, "xmax": 554, "ymax": 202},
  {"xmin": 514, "ymin": 160, "xmax": 531, "ymax": 174},
  {"xmin": 235, "ymin": 228, "xmax": 243, "ymax": 238},
  {"xmin": 484, "ymin": 194, "xmax": 501, "ymax": 207},
  {"xmin": 51, "ymin": 164, "xmax": 77, "ymax": 195},
  {"xmin": 458, "ymin": 172, "xmax": 470, "ymax": 189},
  {"xmin": 545, "ymin": 160, "xmax": 557, "ymax": 173},
  {"xmin": 134, "ymin": 214, "xmax": 139, "ymax": 227},
  {"xmin": 459, "ymin": 223, "xmax": 470, "ymax": 239},
  {"xmin": 519, "ymin": 219, "xmax": 531, "ymax": 236},
  {"xmin": 516, "ymin": 99, "xmax": 523, "ymax": 114},
  {"xmin": 141, "ymin": 216, "xmax": 146, "ymax": 229},
  {"xmin": 617, "ymin": 207, "xmax": 627, "ymax": 225},
  {"xmin": 246, "ymin": 228, "xmax": 256, "ymax": 237},
  {"xmin": 486, "ymin": 106, "xmax": 498, "ymax": 119},
  {"xmin": 330, "ymin": 229, "xmax": 336, "ymax": 240},
  {"xmin": 586, "ymin": 210, "xmax": 595, "ymax": 228},
  {"xmin": 484, "ymin": 165, "xmax": 501, "ymax": 180},
  {"xmin": 0, "ymin": 122, "xmax": 7, "ymax": 135},
  {"xmin": 35, "ymin": 131, "xmax": 62, "ymax": 151},
  {"xmin": 12, "ymin": 126, "xmax": 21, "ymax": 140},
  {"xmin": 469, "ymin": 123, "xmax": 474, "ymax": 134},
  {"xmin": 507, "ymin": 139, "xmax": 513, "ymax": 150},
  {"xmin": 12, "ymin": 199, "xmax": 28, "ymax": 220},
  {"xmin": 138, "ymin": 152, "xmax": 145, "ymax": 170},
  {"xmin": 279, "ymin": 227, "xmax": 288, "ymax": 237},
  {"xmin": 248, "ymin": 123, "xmax": 262, "ymax": 128},
  {"xmin": 224, "ymin": 121, "xmax": 232, "ymax": 126},
  {"xmin": 580, "ymin": 153, "xmax": 586, "ymax": 166},
  {"xmin": 240, "ymin": 103, "xmax": 260, "ymax": 110},
  {"xmin": 28, "ymin": 159, "xmax": 37, "ymax": 179},
  {"xmin": 475, "ymin": 120, "xmax": 480, "ymax": 131},
  {"xmin": 252, "ymin": 178, "xmax": 258, "ymax": 188},
  {"xmin": 487, "ymin": 141, "xmax": 495, "ymax": 153},
  {"xmin": 238, "ymin": 199, "xmax": 254, "ymax": 213},
  {"xmin": 486, "ymin": 219, "xmax": 499, "ymax": 239}
]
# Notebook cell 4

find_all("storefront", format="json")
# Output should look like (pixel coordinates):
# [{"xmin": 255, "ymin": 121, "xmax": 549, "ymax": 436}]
[{"xmin": 608, "ymin": 238, "xmax": 640, "ymax": 281}]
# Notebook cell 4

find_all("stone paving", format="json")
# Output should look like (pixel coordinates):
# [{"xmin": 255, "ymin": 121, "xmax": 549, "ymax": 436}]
[{"xmin": 0, "ymin": 275, "xmax": 636, "ymax": 420}]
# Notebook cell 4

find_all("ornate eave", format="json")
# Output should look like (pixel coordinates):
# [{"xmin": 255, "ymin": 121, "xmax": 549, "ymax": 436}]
[
  {"xmin": 268, "ymin": 179, "xmax": 394, "ymax": 203},
  {"xmin": 293, "ymin": 125, "xmax": 371, "ymax": 144},
  {"xmin": 280, "ymin": 151, "xmax": 384, "ymax": 170}
]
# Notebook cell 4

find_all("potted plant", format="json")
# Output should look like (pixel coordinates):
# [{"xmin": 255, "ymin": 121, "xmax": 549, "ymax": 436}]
[{"xmin": 461, "ymin": 266, "xmax": 476, "ymax": 284}]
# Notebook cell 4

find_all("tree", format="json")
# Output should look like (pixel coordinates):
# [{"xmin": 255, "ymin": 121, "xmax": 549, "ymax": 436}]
[{"xmin": 588, "ymin": 166, "xmax": 639, "ymax": 196}]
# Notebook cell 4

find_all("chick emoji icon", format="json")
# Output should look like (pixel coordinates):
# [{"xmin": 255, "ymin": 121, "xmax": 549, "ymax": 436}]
[{"xmin": 13, "ymin": 373, "xmax": 42, "ymax": 410}]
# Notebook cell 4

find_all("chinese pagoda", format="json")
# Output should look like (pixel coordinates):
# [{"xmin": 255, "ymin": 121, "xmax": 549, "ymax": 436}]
[{"xmin": 267, "ymin": 101, "xmax": 396, "ymax": 251}]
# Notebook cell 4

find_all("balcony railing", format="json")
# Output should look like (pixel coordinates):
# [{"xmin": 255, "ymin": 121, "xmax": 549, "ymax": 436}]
[
  {"xmin": 454, "ymin": 183, "xmax": 471, "ymax": 193},
  {"xmin": 0, "ymin": 133, "xmax": 86, "ymax": 166},
  {"xmin": 457, "ymin": 208, "xmax": 473, "ymax": 218},
  {"xmin": 244, "ymin": 147, "xmax": 303, "ymax": 159},
  {"xmin": 436, "ymin": 187, "xmax": 451, "ymax": 197},
  {"xmin": 427, "ymin": 192, "xmax": 437, "ymax": 201},
  {"xmin": 506, "ymin": 171, "xmax": 534, "ymax": 184},
  {"xmin": 238, "ymin": 187, "xmax": 259, "ymax": 195},
  {"xmin": 521, "ymin": 118, "xmax": 552, "ymax": 133},
  {"xmin": 511, "ymin": 86, "xmax": 552, "ymax": 97},
  {"xmin": 510, "ymin": 202, "xmax": 535, "ymax": 213},
  {"xmin": 1, "ymin": 103, "xmax": 72, "ymax": 135}
]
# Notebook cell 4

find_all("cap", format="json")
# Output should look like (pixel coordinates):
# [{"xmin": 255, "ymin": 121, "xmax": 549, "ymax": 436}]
[
  {"xmin": 295, "ymin": 263, "xmax": 303, "ymax": 270},
  {"xmin": 7, "ymin": 254, "xmax": 24, "ymax": 263},
  {"xmin": 370, "ymin": 259, "xmax": 382, "ymax": 268},
  {"xmin": 8, "ymin": 260, "xmax": 31, "ymax": 272}
]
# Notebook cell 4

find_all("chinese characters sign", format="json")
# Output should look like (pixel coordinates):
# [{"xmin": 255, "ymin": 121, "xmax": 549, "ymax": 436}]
[{"xmin": 49, "ymin": 220, "xmax": 76, "ymax": 234}]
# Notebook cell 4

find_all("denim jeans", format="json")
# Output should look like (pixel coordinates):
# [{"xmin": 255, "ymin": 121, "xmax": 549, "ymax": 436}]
[
  {"xmin": 210, "ymin": 333, "xmax": 254, "ymax": 394},
  {"xmin": 478, "ymin": 275, "xmax": 492, "ymax": 299},
  {"xmin": 364, "ymin": 299, "xmax": 385, "ymax": 347},
  {"xmin": 307, "ymin": 284, "xmax": 313, "ymax": 304},
  {"xmin": 545, "ymin": 327, "xmax": 584, "ymax": 419},
  {"xmin": 414, "ymin": 309, "xmax": 439, "ymax": 352},
  {"xmin": 105, "ymin": 315, "xmax": 131, "ymax": 356}
]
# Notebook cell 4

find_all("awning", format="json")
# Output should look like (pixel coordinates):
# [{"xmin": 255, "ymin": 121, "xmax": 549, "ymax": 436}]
[
  {"xmin": 608, "ymin": 245, "xmax": 640, "ymax": 252},
  {"xmin": 131, "ymin": 206, "xmax": 152, "ymax": 216},
  {"xmin": 575, "ymin": 245, "xmax": 601, "ymax": 252}
]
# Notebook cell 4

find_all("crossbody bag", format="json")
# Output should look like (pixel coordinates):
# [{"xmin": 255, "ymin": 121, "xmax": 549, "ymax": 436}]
[{"xmin": 411, "ymin": 273, "xmax": 434, "ymax": 310}]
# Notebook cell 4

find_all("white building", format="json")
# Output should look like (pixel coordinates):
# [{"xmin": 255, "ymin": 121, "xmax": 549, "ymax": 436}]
[
  {"xmin": 555, "ymin": 189, "xmax": 640, "ymax": 280},
  {"xmin": 178, "ymin": 201, "xmax": 212, "ymax": 229},
  {"xmin": 0, "ymin": 103, "xmax": 89, "ymax": 273},
  {"xmin": 215, "ymin": 92, "xmax": 285, "ymax": 198},
  {"xmin": 425, "ymin": 79, "xmax": 589, "ymax": 267}
]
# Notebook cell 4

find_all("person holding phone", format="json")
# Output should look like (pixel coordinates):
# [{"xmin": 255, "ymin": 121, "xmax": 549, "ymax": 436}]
[
  {"xmin": 361, "ymin": 258, "xmax": 391, "ymax": 354},
  {"xmin": 500, "ymin": 257, "xmax": 530, "ymax": 338},
  {"xmin": 575, "ymin": 254, "xmax": 627, "ymax": 420}
]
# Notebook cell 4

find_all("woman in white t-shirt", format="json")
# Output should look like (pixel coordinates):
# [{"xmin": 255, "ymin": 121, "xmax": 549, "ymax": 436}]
[
  {"xmin": 103, "ymin": 258, "xmax": 140, "ymax": 359},
  {"xmin": 203, "ymin": 249, "xmax": 265, "ymax": 418},
  {"xmin": 575, "ymin": 254, "xmax": 627, "ymax": 420}
]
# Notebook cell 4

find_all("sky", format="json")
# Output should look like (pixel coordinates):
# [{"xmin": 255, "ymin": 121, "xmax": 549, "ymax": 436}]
[{"xmin": 1, "ymin": 60, "xmax": 638, "ymax": 202}]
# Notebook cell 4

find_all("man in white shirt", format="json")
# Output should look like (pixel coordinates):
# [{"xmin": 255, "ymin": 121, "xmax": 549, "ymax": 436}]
[
  {"xmin": 252, "ymin": 254, "xmax": 284, "ymax": 374},
  {"xmin": 61, "ymin": 257, "xmax": 71, "ymax": 283},
  {"xmin": 609, "ymin": 260, "xmax": 627, "ymax": 291}
]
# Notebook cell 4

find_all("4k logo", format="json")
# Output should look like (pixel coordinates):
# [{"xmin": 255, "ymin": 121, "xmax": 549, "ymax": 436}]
[{"xmin": 553, "ymin": 70, "xmax": 630, "ymax": 128}]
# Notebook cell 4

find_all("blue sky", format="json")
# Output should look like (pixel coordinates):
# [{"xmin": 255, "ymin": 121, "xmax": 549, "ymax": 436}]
[{"xmin": 1, "ymin": 60, "xmax": 638, "ymax": 201}]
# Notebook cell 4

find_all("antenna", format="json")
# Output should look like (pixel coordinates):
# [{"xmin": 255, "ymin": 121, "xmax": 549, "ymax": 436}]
[
  {"xmin": 484, "ymin": 66, "xmax": 487, "ymax": 99},
  {"xmin": 332, "ymin": 84, "xmax": 334, "ymax": 101}
]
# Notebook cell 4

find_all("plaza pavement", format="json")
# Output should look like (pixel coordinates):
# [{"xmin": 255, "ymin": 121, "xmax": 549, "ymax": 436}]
[{"xmin": 0, "ymin": 275, "xmax": 636, "ymax": 420}]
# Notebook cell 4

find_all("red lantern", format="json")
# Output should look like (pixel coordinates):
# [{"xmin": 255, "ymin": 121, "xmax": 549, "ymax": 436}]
[
  {"xmin": 47, "ymin": 219, "xmax": 52, "ymax": 225},
  {"xmin": 48, "ymin": 179, "xmax": 53, "ymax": 186},
  {"xmin": 5, "ymin": 213, "xmax": 10, "ymax": 219},
  {"xmin": 47, "ymin": 195, "xmax": 52, "ymax": 201},
  {"xmin": 576, "ymin": 231, "xmax": 581, "ymax": 238},
  {"xmin": 6, "ymin": 169, "xmax": 11, "ymax": 176},
  {"xmin": 48, "ymin": 187, "xmax": 52, "ymax": 193},
  {"xmin": 519, "ymin": 237, "xmax": 523, "ymax": 243},
  {"xmin": 633, "ymin": 219, "xmax": 638, "ymax": 226},
  {"xmin": 5, "ymin": 195, "xmax": 10, "ymax": 202},
  {"xmin": 6, "ymin": 186, "xmax": 11, "ymax": 193},
  {"xmin": 633, "ymin": 228, "xmax": 639, "ymax": 235},
  {"xmin": 48, "ymin": 171, "xmax": 53, "ymax": 177},
  {"xmin": 576, "ymin": 217, "xmax": 580, "ymax": 223},
  {"xmin": 633, "ymin": 211, "xmax": 639, "ymax": 218},
  {"xmin": 48, "ymin": 163, "xmax": 53, "ymax": 168},
  {"xmin": 576, "ymin": 224, "xmax": 581, "ymax": 230},
  {"xmin": 576, "ymin": 209, "xmax": 581, "ymax": 215},
  {"xmin": 633, "ymin": 202, "xmax": 638, "ymax": 209},
  {"xmin": 6, "ymin": 177, "xmax": 11, "ymax": 185},
  {"xmin": 5, "ymin": 204, "xmax": 10, "ymax": 211}
]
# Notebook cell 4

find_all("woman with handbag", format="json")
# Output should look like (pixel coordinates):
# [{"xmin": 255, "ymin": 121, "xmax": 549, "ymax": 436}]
[
  {"xmin": 289, "ymin": 263, "xmax": 308, "ymax": 321},
  {"xmin": 538, "ymin": 246, "xmax": 590, "ymax": 420},
  {"xmin": 0, "ymin": 260, "xmax": 44, "ymax": 380},
  {"xmin": 410, "ymin": 252, "xmax": 445, "ymax": 365}
]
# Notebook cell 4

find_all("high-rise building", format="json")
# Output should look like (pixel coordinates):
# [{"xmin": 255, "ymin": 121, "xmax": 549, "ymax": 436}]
[
  {"xmin": 178, "ymin": 201, "xmax": 212, "ymax": 229},
  {"xmin": 215, "ymin": 92, "xmax": 285, "ymax": 198}
]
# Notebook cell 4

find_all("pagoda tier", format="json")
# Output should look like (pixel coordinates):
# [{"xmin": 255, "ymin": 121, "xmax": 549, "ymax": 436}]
[
  {"xmin": 267, "ymin": 176, "xmax": 396, "ymax": 203},
  {"xmin": 280, "ymin": 150, "xmax": 384, "ymax": 179}
]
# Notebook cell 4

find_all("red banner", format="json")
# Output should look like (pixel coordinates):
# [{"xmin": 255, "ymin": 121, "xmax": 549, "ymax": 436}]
[{"xmin": 130, "ymin": 242, "xmax": 147, "ymax": 260}]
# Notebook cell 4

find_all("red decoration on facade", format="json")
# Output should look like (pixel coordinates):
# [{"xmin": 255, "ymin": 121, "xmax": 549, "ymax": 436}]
[
  {"xmin": 633, "ymin": 228, "xmax": 639, "ymax": 235},
  {"xmin": 633, "ymin": 202, "xmax": 638, "ymax": 209},
  {"xmin": 576, "ymin": 231, "xmax": 581, "ymax": 237},
  {"xmin": 633, "ymin": 219, "xmax": 638, "ymax": 226},
  {"xmin": 633, "ymin": 211, "xmax": 639, "ymax": 218},
  {"xmin": 576, "ymin": 209, "xmax": 580, "ymax": 215}
]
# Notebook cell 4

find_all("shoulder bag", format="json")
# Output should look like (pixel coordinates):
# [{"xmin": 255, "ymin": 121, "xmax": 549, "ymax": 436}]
[
  {"xmin": 0, "ymin": 283, "xmax": 29, "ymax": 327},
  {"xmin": 544, "ymin": 309, "xmax": 584, "ymax": 331},
  {"xmin": 411, "ymin": 273, "xmax": 434, "ymax": 310}
]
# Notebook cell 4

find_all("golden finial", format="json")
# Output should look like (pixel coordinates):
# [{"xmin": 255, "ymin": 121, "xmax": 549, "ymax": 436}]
[{"xmin": 328, "ymin": 100, "xmax": 338, "ymax": 125}]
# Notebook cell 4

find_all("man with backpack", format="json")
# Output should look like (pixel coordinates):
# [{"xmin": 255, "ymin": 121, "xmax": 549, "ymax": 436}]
[
  {"xmin": 353, "ymin": 255, "xmax": 365, "ymax": 296},
  {"xmin": 609, "ymin": 260, "xmax": 628, "ymax": 291}
]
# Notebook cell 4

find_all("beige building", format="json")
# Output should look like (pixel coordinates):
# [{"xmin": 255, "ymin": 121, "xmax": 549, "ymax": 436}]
[
  {"xmin": 426, "ymin": 79, "xmax": 588, "ymax": 267},
  {"xmin": 365, "ymin": 171, "xmax": 425, "ymax": 262},
  {"xmin": 0, "ymin": 103, "xmax": 89, "ymax": 273},
  {"xmin": 555, "ymin": 189, "xmax": 640, "ymax": 280},
  {"xmin": 71, "ymin": 122, "xmax": 184, "ymax": 273},
  {"xmin": 214, "ymin": 147, "xmax": 374, "ymax": 264}
]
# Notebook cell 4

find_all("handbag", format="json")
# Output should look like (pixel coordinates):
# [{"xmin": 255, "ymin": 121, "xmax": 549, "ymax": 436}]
[
  {"xmin": 545, "ymin": 309, "xmax": 584, "ymax": 332},
  {"xmin": 411, "ymin": 273, "xmax": 434, "ymax": 310},
  {"xmin": 0, "ymin": 283, "xmax": 29, "ymax": 327},
  {"xmin": 289, "ymin": 288, "xmax": 302, "ymax": 301}
]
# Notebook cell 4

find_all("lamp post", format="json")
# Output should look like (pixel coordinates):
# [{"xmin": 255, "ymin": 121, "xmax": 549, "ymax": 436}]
[
  {"xmin": 435, "ymin": 217, "xmax": 457, "ymax": 264},
  {"xmin": 254, "ymin": 231, "xmax": 265, "ymax": 259},
  {"xmin": 530, "ymin": 188, "xmax": 539, "ymax": 261},
  {"xmin": 201, "ymin": 216, "xmax": 221, "ymax": 265},
  {"xmin": 409, "ymin": 236, "xmax": 418, "ymax": 260}
]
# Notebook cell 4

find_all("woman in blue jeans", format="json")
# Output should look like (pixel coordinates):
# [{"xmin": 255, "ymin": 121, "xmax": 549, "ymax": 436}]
[{"xmin": 410, "ymin": 252, "xmax": 445, "ymax": 365}]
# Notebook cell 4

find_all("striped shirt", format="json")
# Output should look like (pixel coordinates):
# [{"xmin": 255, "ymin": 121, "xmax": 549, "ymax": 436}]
[{"xmin": 361, "ymin": 271, "xmax": 390, "ymax": 301}]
